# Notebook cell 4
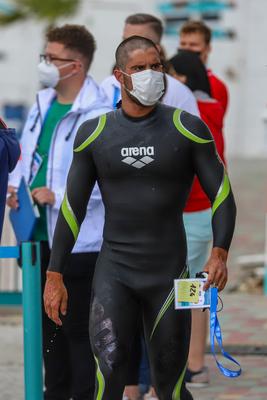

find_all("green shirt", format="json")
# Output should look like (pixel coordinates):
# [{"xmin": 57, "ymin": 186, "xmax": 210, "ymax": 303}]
[{"xmin": 30, "ymin": 99, "xmax": 72, "ymax": 241}]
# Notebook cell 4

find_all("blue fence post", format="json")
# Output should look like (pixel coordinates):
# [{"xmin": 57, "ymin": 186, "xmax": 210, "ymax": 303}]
[{"xmin": 21, "ymin": 241, "xmax": 43, "ymax": 400}]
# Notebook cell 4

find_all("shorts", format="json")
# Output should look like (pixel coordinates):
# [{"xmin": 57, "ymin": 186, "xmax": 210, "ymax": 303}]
[{"xmin": 183, "ymin": 208, "xmax": 212, "ymax": 278}]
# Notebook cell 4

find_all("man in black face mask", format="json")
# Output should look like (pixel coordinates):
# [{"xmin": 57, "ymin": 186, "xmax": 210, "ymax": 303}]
[
  {"xmin": 178, "ymin": 20, "xmax": 229, "ymax": 388},
  {"xmin": 43, "ymin": 36, "xmax": 236, "ymax": 400},
  {"xmin": 179, "ymin": 20, "xmax": 228, "ymax": 115}
]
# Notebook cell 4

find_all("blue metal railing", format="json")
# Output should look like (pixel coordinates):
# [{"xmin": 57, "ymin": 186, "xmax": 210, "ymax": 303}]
[
  {"xmin": 0, "ymin": 242, "xmax": 43, "ymax": 399},
  {"xmin": 0, "ymin": 245, "xmax": 21, "ymax": 305}
]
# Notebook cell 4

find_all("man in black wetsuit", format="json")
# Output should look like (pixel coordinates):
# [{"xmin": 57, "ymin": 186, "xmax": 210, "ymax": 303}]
[{"xmin": 44, "ymin": 36, "xmax": 236, "ymax": 400}]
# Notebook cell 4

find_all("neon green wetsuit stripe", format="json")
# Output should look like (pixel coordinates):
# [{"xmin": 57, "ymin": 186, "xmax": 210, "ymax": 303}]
[
  {"xmin": 172, "ymin": 364, "xmax": 187, "ymax": 400},
  {"xmin": 173, "ymin": 109, "xmax": 213, "ymax": 144},
  {"xmin": 94, "ymin": 356, "xmax": 105, "ymax": 399},
  {"xmin": 61, "ymin": 193, "xmax": 79, "ymax": 240},
  {"xmin": 74, "ymin": 114, "xmax": 107, "ymax": 152},
  {"xmin": 150, "ymin": 288, "xmax": 175, "ymax": 340},
  {"xmin": 212, "ymin": 171, "xmax": 230, "ymax": 216},
  {"xmin": 150, "ymin": 266, "xmax": 189, "ymax": 340}
]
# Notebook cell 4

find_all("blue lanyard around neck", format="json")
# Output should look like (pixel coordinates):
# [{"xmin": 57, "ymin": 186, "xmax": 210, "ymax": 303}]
[{"xmin": 210, "ymin": 287, "xmax": 242, "ymax": 378}]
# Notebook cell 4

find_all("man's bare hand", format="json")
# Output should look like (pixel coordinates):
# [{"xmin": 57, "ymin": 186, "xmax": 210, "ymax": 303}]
[
  {"xmin": 32, "ymin": 187, "xmax": 55, "ymax": 206},
  {"xmin": 44, "ymin": 271, "xmax": 68, "ymax": 326},
  {"xmin": 6, "ymin": 186, "xmax": 18, "ymax": 209},
  {"xmin": 203, "ymin": 247, "xmax": 228, "ymax": 291}
]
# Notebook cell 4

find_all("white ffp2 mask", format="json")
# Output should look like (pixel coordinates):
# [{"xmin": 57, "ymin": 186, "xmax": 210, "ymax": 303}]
[{"xmin": 37, "ymin": 60, "xmax": 75, "ymax": 88}]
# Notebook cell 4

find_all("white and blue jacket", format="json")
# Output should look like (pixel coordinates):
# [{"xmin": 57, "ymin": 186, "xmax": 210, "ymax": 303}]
[{"xmin": 9, "ymin": 76, "xmax": 111, "ymax": 252}]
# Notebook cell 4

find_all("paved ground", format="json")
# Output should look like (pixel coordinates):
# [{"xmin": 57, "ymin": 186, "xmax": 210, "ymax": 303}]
[
  {"xmin": 190, "ymin": 158, "xmax": 267, "ymax": 400},
  {"xmin": 0, "ymin": 158, "xmax": 266, "ymax": 400},
  {"xmin": 0, "ymin": 312, "xmax": 24, "ymax": 400},
  {"xmin": 227, "ymin": 158, "xmax": 267, "ymax": 281},
  {"xmin": 190, "ymin": 354, "xmax": 267, "ymax": 400}
]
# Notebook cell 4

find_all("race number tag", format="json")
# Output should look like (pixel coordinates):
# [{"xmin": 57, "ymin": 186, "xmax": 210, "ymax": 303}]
[{"xmin": 174, "ymin": 278, "xmax": 211, "ymax": 309}]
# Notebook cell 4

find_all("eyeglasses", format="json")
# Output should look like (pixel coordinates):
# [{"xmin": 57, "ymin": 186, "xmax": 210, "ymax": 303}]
[{"xmin": 39, "ymin": 54, "xmax": 76, "ymax": 64}]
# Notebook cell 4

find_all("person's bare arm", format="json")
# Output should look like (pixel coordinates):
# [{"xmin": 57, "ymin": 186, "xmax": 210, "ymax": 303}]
[{"xmin": 181, "ymin": 111, "xmax": 236, "ymax": 291}]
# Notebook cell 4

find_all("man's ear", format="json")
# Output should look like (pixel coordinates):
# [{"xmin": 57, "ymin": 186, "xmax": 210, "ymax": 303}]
[
  {"xmin": 155, "ymin": 44, "xmax": 162, "ymax": 53},
  {"xmin": 113, "ymin": 68, "xmax": 124, "ymax": 84},
  {"xmin": 203, "ymin": 43, "xmax": 211, "ymax": 64},
  {"xmin": 207, "ymin": 43, "xmax": 211, "ymax": 54},
  {"xmin": 155, "ymin": 44, "xmax": 165, "ymax": 61},
  {"xmin": 74, "ymin": 59, "xmax": 83, "ymax": 73}
]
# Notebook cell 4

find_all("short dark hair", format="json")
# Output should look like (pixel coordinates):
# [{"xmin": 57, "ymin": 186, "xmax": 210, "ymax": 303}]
[
  {"xmin": 180, "ymin": 20, "xmax": 211, "ymax": 45},
  {"xmin": 125, "ymin": 13, "xmax": 163, "ymax": 42},
  {"xmin": 115, "ymin": 35, "xmax": 160, "ymax": 70},
  {"xmin": 46, "ymin": 24, "xmax": 96, "ymax": 71}
]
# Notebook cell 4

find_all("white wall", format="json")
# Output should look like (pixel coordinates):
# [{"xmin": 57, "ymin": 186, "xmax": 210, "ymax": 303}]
[
  {"xmin": 0, "ymin": 0, "xmax": 267, "ymax": 158},
  {"xmin": 210, "ymin": 0, "xmax": 267, "ymax": 158},
  {"xmin": 0, "ymin": 0, "xmax": 159, "ymax": 107}
]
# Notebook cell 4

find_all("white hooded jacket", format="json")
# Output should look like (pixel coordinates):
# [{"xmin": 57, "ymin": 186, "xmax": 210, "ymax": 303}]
[{"xmin": 9, "ymin": 76, "xmax": 111, "ymax": 252}]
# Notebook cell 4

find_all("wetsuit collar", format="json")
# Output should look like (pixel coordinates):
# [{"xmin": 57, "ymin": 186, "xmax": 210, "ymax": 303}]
[{"xmin": 119, "ymin": 103, "xmax": 159, "ymax": 124}]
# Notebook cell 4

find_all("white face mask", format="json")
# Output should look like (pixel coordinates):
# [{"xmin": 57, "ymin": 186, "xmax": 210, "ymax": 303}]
[
  {"xmin": 37, "ymin": 60, "xmax": 75, "ymax": 88},
  {"xmin": 123, "ymin": 69, "xmax": 165, "ymax": 106}
]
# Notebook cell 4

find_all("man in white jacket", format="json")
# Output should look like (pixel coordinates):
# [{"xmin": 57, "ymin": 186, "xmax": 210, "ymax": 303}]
[{"xmin": 8, "ymin": 24, "xmax": 111, "ymax": 400}]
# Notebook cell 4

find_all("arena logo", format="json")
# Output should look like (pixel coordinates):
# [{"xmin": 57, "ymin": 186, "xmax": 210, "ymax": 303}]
[{"xmin": 121, "ymin": 146, "xmax": 154, "ymax": 169}]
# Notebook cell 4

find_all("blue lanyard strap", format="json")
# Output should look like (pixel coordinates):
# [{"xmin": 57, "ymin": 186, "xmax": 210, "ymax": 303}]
[
  {"xmin": 112, "ymin": 86, "xmax": 121, "ymax": 109},
  {"xmin": 210, "ymin": 287, "xmax": 242, "ymax": 378}
]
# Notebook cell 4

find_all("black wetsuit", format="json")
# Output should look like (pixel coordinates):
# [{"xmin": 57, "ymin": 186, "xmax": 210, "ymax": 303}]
[{"xmin": 48, "ymin": 103, "xmax": 236, "ymax": 400}]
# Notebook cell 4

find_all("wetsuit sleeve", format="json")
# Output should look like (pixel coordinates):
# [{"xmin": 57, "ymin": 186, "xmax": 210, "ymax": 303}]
[
  {"xmin": 180, "ymin": 111, "xmax": 236, "ymax": 250},
  {"xmin": 48, "ymin": 119, "xmax": 98, "ymax": 273}
]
